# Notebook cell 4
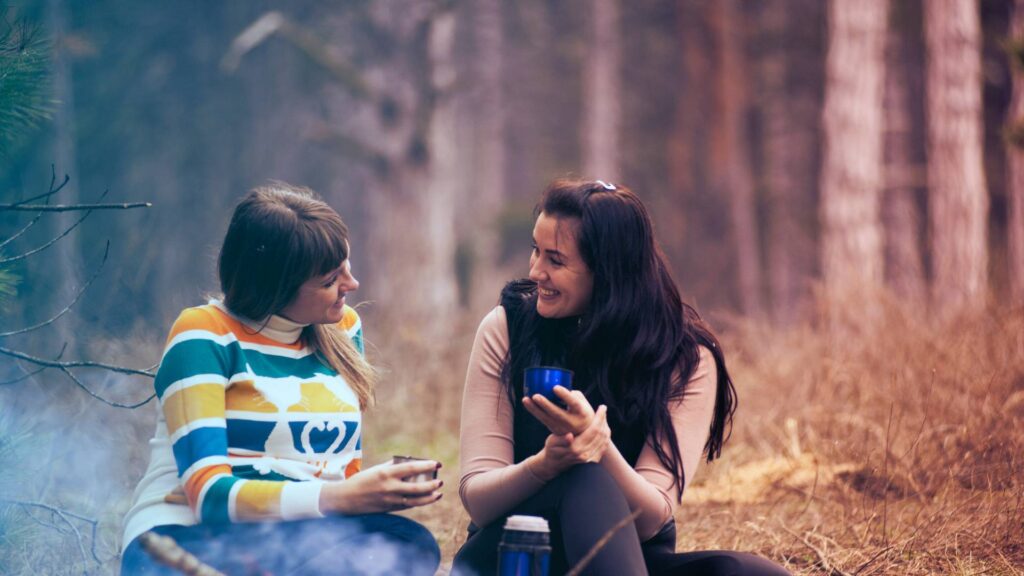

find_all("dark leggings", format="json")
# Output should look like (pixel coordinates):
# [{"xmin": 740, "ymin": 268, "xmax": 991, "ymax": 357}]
[
  {"xmin": 452, "ymin": 464, "xmax": 789, "ymax": 576},
  {"xmin": 121, "ymin": 513, "xmax": 440, "ymax": 576}
]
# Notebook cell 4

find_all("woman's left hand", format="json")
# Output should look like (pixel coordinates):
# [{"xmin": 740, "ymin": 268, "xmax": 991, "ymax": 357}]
[{"xmin": 523, "ymin": 386, "xmax": 595, "ymax": 435}]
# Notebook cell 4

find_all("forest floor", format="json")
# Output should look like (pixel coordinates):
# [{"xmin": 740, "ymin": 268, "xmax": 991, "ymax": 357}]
[{"xmin": 373, "ymin": 296, "xmax": 1024, "ymax": 576}]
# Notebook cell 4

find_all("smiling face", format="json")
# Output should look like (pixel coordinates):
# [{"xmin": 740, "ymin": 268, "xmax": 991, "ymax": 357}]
[
  {"xmin": 529, "ymin": 212, "xmax": 594, "ymax": 319},
  {"xmin": 279, "ymin": 257, "xmax": 359, "ymax": 325}
]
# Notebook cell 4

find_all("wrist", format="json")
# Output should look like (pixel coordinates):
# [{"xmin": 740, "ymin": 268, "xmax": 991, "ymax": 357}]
[
  {"xmin": 526, "ymin": 452, "xmax": 557, "ymax": 482},
  {"xmin": 319, "ymin": 481, "xmax": 354, "ymax": 515}
]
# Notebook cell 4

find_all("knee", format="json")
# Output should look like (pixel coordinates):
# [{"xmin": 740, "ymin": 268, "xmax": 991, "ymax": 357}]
[{"xmin": 562, "ymin": 463, "xmax": 618, "ymax": 494}]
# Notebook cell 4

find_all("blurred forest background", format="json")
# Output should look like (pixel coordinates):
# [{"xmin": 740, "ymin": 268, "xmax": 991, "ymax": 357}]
[{"xmin": 1, "ymin": 0, "xmax": 1023, "ymax": 574}]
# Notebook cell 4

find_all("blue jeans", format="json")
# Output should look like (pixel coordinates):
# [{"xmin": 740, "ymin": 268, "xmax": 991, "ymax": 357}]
[{"xmin": 121, "ymin": 514, "xmax": 440, "ymax": 575}]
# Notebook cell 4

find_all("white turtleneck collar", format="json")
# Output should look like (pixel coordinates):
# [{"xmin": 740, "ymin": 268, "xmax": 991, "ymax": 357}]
[{"xmin": 210, "ymin": 299, "xmax": 308, "ymax": 345}]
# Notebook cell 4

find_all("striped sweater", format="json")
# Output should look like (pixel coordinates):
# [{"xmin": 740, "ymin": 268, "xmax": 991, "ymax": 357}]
[{"xmin": 122, "ymin": 300, "xmax": 365, "ymax": 549}]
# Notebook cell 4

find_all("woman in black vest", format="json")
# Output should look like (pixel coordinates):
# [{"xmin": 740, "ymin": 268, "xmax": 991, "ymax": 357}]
[{"xmin": 453, "ymin": 180, "xmax": 789, "ymax": 575}]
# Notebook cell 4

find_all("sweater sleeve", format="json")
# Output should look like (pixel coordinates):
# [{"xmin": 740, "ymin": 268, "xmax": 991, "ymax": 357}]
[
  {"xmin": 156, "ymin": 308, "xmax": 324, "ymax": 524},
  {"xmin": 458, "ymin": 307, "xmax": 547, "ymax": 526}
]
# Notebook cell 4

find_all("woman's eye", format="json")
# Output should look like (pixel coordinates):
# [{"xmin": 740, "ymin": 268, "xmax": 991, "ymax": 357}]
[
  {"xmin": 323, "ymin": 277, "xmax": 338, "ymax": 288},
  {"xmin": 549, "ymin": 258, "xmax": 564, "ymax": 267},
  {"xmin": 531, "ymin": 243, "xmax": 539, "ymax": 254}
]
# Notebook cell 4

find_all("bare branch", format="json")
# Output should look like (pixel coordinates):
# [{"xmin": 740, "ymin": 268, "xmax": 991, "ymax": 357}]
[
  {"xmin": 12, "ymin": 167, "xmax": 70, "ymax": 206},
  {"xmin": 0, "ymin": 499, "xmax": 103, "ymax": 565},
  {"xmin": 140, "ymin": 531, "xmax": 225, "ymax": 576},
  {"xmin": 0, "ymin": 343, "xmax": 65, "ymax": 385},
  {"xmin": 0, "ymin": 344, "xmax": 156, "ymax": 377},
  {"xmin": 0, "ymin": 241, "xmax": 109, "ymax": 337},
  {"xmin": 0, "ymin": 364, "xmax": 47, "ymax": 385},
  {"xmin": 222, "ymin": 11, "xmax": 373, "ymax": 99},
  {"xmin": 0, "ymin": 199, "xmax": 96, "ymax": 265},
  {"xmin": 0, "ymin": 209, "xmax": 45, "ymax": 250},
  {"xmin": 57, "ymin": 365, "xmax": 156, "ymax": 409},
  {"xmin": 565, "ymin": 510, "xmax": 642, "ymax": 576},
  {"xmin": 0, "ymin": 201, "xmax": 151, "ymax": 212}
]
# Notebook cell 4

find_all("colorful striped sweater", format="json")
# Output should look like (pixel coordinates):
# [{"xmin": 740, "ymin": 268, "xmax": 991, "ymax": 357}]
[{"xmin": 122, "ymin": 300, "xmax": 365, "ymax": 549}]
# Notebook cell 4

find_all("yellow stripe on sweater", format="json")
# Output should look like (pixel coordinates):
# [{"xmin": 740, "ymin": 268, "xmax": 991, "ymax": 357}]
[
  {"xmin": 234, "ymin": 481, "xmax": 284, "ymax": 520},
  {"xmin": 164, "ymin": 383, "xmax": 227, "ymax": 435}
]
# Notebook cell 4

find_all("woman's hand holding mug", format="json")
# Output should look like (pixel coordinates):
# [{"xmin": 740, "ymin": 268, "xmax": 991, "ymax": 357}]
[
  {"xmin": 528, "ymin": 405, "xmax": 611, "ymax": 481},
  {"xmin": 319, "ymin": 459, "xmax": 442, "ymax": 515},
  {"xmin": 524, "ymin": 385, "xmax": 596, "ymax": 435}
]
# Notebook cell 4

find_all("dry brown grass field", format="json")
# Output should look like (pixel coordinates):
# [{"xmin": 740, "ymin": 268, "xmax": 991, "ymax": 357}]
[{"xmin": 365, "ymin": 296, "xmax": 1024, "ymax": 576}]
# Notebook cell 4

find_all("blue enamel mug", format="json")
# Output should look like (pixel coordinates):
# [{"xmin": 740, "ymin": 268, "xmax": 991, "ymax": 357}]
[{"xmin": 523, "ymin": 366, "xmax": 574, "ymax": 402}]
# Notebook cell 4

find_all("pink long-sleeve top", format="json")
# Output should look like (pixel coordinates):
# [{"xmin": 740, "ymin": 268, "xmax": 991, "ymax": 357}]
[{"xmin": 458, "ymin": 306, "xmax": 718, "ymax": 540}]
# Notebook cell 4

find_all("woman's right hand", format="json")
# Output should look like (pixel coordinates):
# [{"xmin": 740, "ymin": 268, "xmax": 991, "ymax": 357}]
[
  {"xmin": 319, "ymin": 460, "xmax": 443, "ymax": 515},
  {"xmin": 529, "ymin": 405, "xmax": 611, "ymax": 481}
]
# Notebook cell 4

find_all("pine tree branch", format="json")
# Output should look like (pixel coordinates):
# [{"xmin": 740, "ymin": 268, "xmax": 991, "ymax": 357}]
[{"xmin": 0, "ymin": 241, "xmax": 108, "ymax": 337}]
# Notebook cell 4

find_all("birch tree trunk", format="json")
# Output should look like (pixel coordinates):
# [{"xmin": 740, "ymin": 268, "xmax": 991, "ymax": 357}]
[
  {"xmin": 924, "ymin": 0, "xmax": 989, "ymax": 311},
  {"xmin": 582, "ymin": 0, "xmax": 621, "ymax": 180},
  {"xmin": 1008, "ymin": 0, "xmax": 1024, "ymax": 304},
  {"xmin": 758, "ymin": 0, "xmax": 825, "ymax": 324},
  {"xmin": 712, "ymin": 0, "xmax": 763, "ymax": 317},
  {"xmin": 819, "ymin": 0, "xmax": 888, "ymax": 300},
  {"xmin": 882, "ymin": 0, "xmax": 927, "ymax": 301}
]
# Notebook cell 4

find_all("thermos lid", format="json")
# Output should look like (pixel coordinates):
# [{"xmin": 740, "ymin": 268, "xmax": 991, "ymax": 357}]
[{"xmin": 504, "ymin": 515, "xmax": 550, "ymax": 533}]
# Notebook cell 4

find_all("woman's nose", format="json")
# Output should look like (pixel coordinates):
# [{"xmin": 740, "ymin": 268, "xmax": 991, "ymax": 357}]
[
  {"xmin": 528, "ymin": 261, "xmax": 545, "ymax": 282},
  {"xmin": 345, "ymin": 276, "xmax": 360, "ymax": 292}
]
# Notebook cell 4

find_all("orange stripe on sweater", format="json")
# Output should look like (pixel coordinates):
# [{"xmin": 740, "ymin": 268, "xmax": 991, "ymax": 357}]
[{"xmin": 184, "ymin": 464, "xmax": 232, "ymax": 511}]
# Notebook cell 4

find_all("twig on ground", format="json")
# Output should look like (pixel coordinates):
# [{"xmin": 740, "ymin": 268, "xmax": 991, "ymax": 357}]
[
  {"xmin": 565, "ymin": 509, "xmax": 642, "ymax": 576},
  {"xmin": 139, "ymin": 531, "xmax": 225, "ymax": 576},
  {"xmin": 782, "ymin": 525, "xmax": 853, "ymax": 576},
  {"xmin": 0, "ymin": 499, "xmax": 103, "ymax": 564}
]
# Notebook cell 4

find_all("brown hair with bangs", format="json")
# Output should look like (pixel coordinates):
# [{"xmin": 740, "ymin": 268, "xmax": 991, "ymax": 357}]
[{"xmin": 218, "ymin": 182, "xmax": 376, "ymax": 408}]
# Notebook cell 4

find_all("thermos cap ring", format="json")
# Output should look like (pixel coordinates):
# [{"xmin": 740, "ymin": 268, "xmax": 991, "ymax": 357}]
[{"xmin": 504, "ymin": 515, "xmax": 550, "ymax": 533}]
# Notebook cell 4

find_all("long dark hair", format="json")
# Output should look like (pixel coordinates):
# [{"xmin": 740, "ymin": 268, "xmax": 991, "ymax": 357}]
[
  {"xmin": 502, "ymin": 179, "xmax": 736, "ymax": 498},
  {"xmin": 218, "ymin": 183, "xmax": 376, "ymax": 408}
]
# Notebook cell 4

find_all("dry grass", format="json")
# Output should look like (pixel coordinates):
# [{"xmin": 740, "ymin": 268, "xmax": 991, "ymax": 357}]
[{"xmin": 363, "ymin": 295, "xmax": 1024, "ymax": 575}]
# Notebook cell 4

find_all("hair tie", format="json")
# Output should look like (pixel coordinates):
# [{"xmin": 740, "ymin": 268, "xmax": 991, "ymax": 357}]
[{"xmin": 595, "ymin": 180, "xmax": 616, "ymax": 191}]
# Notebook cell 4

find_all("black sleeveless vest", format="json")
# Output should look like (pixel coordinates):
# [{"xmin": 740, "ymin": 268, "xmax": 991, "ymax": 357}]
[{"xmin": 500, "ymin": 280, "xmax": 648, "ymax": 468}]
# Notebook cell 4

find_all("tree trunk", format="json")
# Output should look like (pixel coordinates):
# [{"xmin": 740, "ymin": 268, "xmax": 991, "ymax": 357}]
[
  {"xmin": 758, "ymin": 0, "xmax": 825, "ymax": 324},
  {"xmin": 468, "ymin": 0, "xmax": 506, "ymax": 311},
  {"xmin": 362, "ymin": 4, "xmax": 458, "ymax": 337},
  {"xmin": 47, "ymin": 0, "xmax": 80, "ymax": 348},
  {"xmin": 924, "ymin": 0, "xmax": 989, "ymax": 311},
  {"xmin": 1008, "ymin": 0, "xmax": 1024, "ymax": 304},
  {"xmin": 581, "ymin": 0, "xmax": 621, "ymax": 180},
  {"xmin": 819, "ymin": 0, "xmax": 888, "ymax": 299},
  {"xmin": 882, "ymin": 0, "xmax": 927, "ymax": 301},
  {"xmin": 711, "ymin": 0, "xmax": 763, "ymax": 317}
]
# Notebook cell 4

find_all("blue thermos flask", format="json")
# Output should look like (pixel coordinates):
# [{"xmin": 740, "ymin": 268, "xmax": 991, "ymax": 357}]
[{"xmin": 498, "ymin": 515, "xmax": 551, "ymax": 576}]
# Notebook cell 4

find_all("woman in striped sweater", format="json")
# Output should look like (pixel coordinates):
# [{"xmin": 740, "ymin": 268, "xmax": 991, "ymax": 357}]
[{"xmin": 121, "ymin": 184, "xmax": 441, "ymax": 575}]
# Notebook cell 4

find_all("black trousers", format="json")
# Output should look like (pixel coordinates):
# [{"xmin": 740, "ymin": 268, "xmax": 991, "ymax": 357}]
[{"xmin": 452, "ymin": 464, "xmax": 790, "ymax": 576}]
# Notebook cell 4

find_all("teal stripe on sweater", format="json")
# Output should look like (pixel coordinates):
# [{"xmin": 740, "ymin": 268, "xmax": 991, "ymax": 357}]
[
  {"xmin": 200, "ymin": 476, "xmax": 239, "ymax": 524},
  {"xmin": 156, "ymin": 339, "xmax": 334, "ymax": 398}
]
